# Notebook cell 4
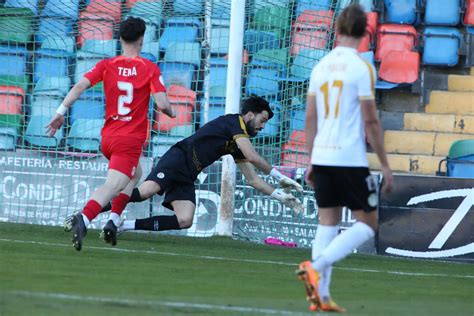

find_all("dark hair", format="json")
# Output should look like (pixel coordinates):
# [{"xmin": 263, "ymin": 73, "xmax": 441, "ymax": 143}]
[
  {"xmin": 241, "ymin": 95, "xmax": 274, "ymax": 119},
  {"xmin": 120, "ymin": 17, "xmax": 146, "ymax": 43},
  {"xmin": 336, "ymin": 4, "xmax": 367, "ymax": 39}
]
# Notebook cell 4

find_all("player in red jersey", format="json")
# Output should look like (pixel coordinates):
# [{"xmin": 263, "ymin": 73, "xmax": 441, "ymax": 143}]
[{"xmin": 46, "ymin": 17, "xmax": 174, "ymax": 251}]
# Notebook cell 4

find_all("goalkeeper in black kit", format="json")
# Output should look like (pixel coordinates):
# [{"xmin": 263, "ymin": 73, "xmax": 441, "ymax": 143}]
[{"xmin": 65, "ymin": 96, "xmax": 304, "ymax": 244}]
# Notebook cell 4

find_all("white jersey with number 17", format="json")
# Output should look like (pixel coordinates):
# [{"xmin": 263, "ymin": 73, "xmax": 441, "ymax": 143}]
[{"xmin": 308, "ymin": 46, "xmax": 376, "ymax": 167}]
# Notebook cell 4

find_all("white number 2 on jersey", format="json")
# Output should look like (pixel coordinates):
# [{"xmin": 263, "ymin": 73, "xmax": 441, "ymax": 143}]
[{"xmin": 117, "ymin": 81, "xmax": 133, "ymax": 115}]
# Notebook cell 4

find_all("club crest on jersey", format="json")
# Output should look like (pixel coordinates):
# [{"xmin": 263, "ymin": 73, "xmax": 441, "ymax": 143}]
[{"xmin": 118, "ymin": 66, "xmax": 137, "ymax": 77}]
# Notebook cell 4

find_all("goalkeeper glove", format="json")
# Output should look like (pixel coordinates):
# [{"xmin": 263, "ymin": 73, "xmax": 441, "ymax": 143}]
[
  {"xmin": 270, "ymin": 168, "xmax": 303, "ymax": 192},
  {"xmin": 271, "ymin": 189, "xmax": 304, "ymax": 214}
]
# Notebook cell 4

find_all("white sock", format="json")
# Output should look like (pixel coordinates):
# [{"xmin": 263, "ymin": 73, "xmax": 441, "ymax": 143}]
[
  {"xmin": 122, "ymin": 220, "xmax": 136, "ymax": 231},
  {"xmin": 108, "ymin": 212, "xmax": 121, "ymax": 227},
  {"xmin": 311, "ymin": 225, "xmax": 339, "ymax": 299},
  {"xmin": 81, "ymin": 214, "xmax": 90, "ymax": 227},
  {"xmin": 312, "ymin": 222, "xmax": 375, "ymax": 272}
]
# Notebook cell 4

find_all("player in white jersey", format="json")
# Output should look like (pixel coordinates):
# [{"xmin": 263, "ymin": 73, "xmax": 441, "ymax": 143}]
[{"xmin": 296, "ymin": 4, "xmax": 394, "ymax": 313}]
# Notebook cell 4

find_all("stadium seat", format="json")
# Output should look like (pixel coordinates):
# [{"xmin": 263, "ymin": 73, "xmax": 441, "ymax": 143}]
[
  {"xmin": 199, "ymin": 98, "xmax": 225, "ymax": 125},
  {"xmin": 424, "ymin": 0, "xmax": 460, "ymax": 26},
  {"xmin": 85, "ymin": 0, "xmax": 122, "ymax": 23},
  {"xmin": 77, "ymin": 12, "xmax": 115, "ymax": 47},
  {"xmin": 256, "ymin": 101, "xmax": 281, "ymax": 138},
  {"xmin": 384, "ymin": 0, "xmax": 417, "ymax": 24},
  {"xmin": 291, "ymin": 29, "xmax": 328, "ymax": 55},
  {"xmin": 128, "ymin": 1, "xmax": 163, "ymax": 26},
  {"xmin": 0, "ymin": 126, "xmax": 18, "ymax": 150},
  {"xmin": 290, "ymin": 107, "xmax": 305, "ymax": 131},
  {"xmin": 212, "ymin": 0, "xmax": 231, "ymax": 19},
  {"xmin": 33, "ymin": 76, "xmax": 70, "ymax": 98},
  {"xmin": 0, "ymin": 7, "xmax": 34, "ymax": 44},
  {"xmin": 375, "ymin": 24, "xmax": 417, "ymax": 62},
  {"xmin": 464, "ymin": 0, "xmax": 474, "ymax": 26},
  {"xmin": 210, "ymin": 26, "xmax": 230, "ymax": 55},
  {"xmin": 170, "ymin": 124, "xmax": 194, "ymax": 137},
  {"xmin": 77, "ymin": 39, "xmax": 118, "ymax": 58},
  {"xmin": 150, "ymin": 133, "xmax": 184, "ymax": 158},
  {"xmin": 209, "ymin": 59, "xmax": 228, "ymax": 99},
  {"xmin": 244, "ymin": 29, "xmax": 280, "ymax": 54},
  {"xmin": 5, "ymin": 0, "xmax": 40, "ymax": 15},
  {"xmin": 67, "ymin": 118, "xmax": 103, "ymax": 152},
  {"xmin": 0, "ymin": 75, "xmax": 29, "ymax": 94},
  {"xmin": 41, "ymin": 0, "xmax": 80, "ymax": 20},
  {"xmin": 36, "ymin": 17, "xmax": 74, "ymax": 43},
  {"xmin": 0, "ymin": 86, "xmax": 24, "ymax": 115},
  {"xmin": 246, "ymin": 69, "xmax": 279, "ymax": 99},
  {"xmin": 251, "ymin": 48, "xmax": 289, "ymax": 77},
  {"xmin": 24, "ymin": 115, "xmax": 63, "ymax": 148},
  {"xmin": 422, "ymin": 27, "xmax": 461, "ymax": 66},
  {"xmin": 34, "ymin": 37, "xmax": 75, "ymax": 82},
  {"xmin": 0, "ymin": 113, "xmax": 22, "ymax": 132},
  {"xmin": 252, "ymin": 5, "xmax": 291, "ymax": 40},
  {"xmin": 445, "ymin": 139, "xmax": 474, "ymax": 178},
  {"xmin": 379, "ymin": 50, "xmax": 419, "ymax": 83},
  {"xmin": 281, "ymin": 129, "xmax": 309, "ymax": 167},
  {"xmin": 140, "ymin": 41, "xmax": 160, "ymax": 62},
  {"xmin": 0, "ymin": 45, "xmax": 28, "ymax": 78},
  {"xmin": 164, "ymin": 42, "xmax": 201, "ymax": 68},
  {"xmin": 159, "ymin": 62, "xmax": 195, "ymax": 89},
  {"xmin": 159, "ymin": 26, "xmax": 199, "ymax": 52},
  {"xmin": 30, "ymin": 96, "xmax": 61, "ymax": 117},
  {"xmin": 295, "ymin": 0, "xmax": 332, "ymax": 17},
  {"xmin": 173, "ymin": 0, "xmax": 204, "ymax": 14},
  {"xmin": 293, "ymin": 10, "xmax": 334, "ymax": 30},
  {"xmin": 359, "ymin": 0, "xmax": 375, "ymax": 12},
  {"xmin": 288, "ymin": 49, "xmax": 327, "ymax": 81},
  {"xmin": 69, "ymin": 91, "xmax": 105, "ymax": 125},
  {"xmin": 154, "ymin": 85, "xmax": 195, "ymax": 132},
  {"xmin": 281, "ymin": 151, "xmax": 310, "ymax": 168}
]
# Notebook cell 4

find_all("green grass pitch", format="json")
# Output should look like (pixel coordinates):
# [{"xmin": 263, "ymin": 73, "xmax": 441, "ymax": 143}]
[{"xmin": 0, "ymin": 222, "xmax": 472, "ymax": 315}]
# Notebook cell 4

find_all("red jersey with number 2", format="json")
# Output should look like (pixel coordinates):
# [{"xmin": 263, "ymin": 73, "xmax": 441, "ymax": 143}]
[{"xmin": 84, "ymin": 56, "xmax": 166, "ymax": 142}]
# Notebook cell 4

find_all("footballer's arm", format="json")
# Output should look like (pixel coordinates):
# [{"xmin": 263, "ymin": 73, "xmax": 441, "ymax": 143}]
[
  {"xmin": 235, "ymin": 137, "xmax": 272, "ymax": 174},
  {"xmin": 153, "ymin": 91, "xmax": 175, "ymax": 118},
  {"xmin": 237, "ymin": 161, "xmax": 274, "ymax": 195}
]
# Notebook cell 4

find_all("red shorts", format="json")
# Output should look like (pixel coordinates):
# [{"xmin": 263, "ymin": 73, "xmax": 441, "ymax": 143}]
[{"xmin": 101, "ymin": 136, "xmax": 143, "ymax": 178}]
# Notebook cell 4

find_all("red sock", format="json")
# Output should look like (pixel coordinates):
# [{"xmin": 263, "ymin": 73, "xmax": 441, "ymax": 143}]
[
  {"xmin": 111, "ymin": 193, "xmax": 130, "ymax": 216},
  {"xmin": 82, "ymin": 199, "xmax": 102, "ymax": 221}
]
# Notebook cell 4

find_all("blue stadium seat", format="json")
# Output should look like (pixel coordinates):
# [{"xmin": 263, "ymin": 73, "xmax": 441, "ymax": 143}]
[
  {"xmin": 159, "ymin": 62, "xmax": 195, "ymax": 89},
  {"xmin": 30, "ymin": 96, "xmax": 61, "ymax": 117},
  {"xmin": 256, "ymin": 101, "xmax": 281, "ymax": 138},
  {"xmin": 151, "ymin": 134, "xmax": 185, "ymax": 158},
  {"xmin": 0, "ymin": 45, "xmax": 27, "ymax": 78},
  {"xmin": 445, "ymin": 139, "xmax": 474, "ymax": 178},
  {"xmin": 209, "ymin": 58, "xmax": 228, "ymax": 99},
  {"xmin": 5, "ymin": 0, "xmax": 39, "ymax": 15},
  {"xmin": 34, "ymin": 37, "xmax": 75, "ymax": 82},
  {"xmin": 164, "ymin": 42, "xmax": 201, "ymax": 67},
  {"xmin": 244, "ymin": 29, "xmax": 280, "ymax": 54},
  {"xmin": 359, "ymin": 0, "xmax": 374, "ymax": 12},
  {"xmin": 289, "ymin": 49, "xmax": 327, "ymax": 81},
  {"xmin": 422, "ymin": 27, "xmax": 462, "ymax": 66},
  {"xmin": 69, "ymin": 91, "xmax": 105, "ymax": 125},
  {"xmin": 67, "ymin": 118, "xmax": 103, "ymax": 152},
  {"xmin": 0, "ymin": 127, "xmax": 18, "ymax": 150},
  {"xmin": 212, "ymin": 0, "xmax": 231, "ymax": 19},
  {"xmin": 246, "ymin": 68, "xmax": 279, "ymax": 99},
  {"xmin": 251, "ymin": 48, "xmax": 289, "ymax": 77},
  {"xmin": 424, "ymin": 0, "xmax": 460, "ymax": 26},
  {"xmin": 77, "ymin": 39, "xmax": 117, "ymax": 58},
  {"xmin": 210, "ymin": 26, "xmax": 230, "ymax": 55},
  {"xmin": 128, "ymin": 1, "xmax": 163, "ymax": 26},
  {"xmin": 199, "ymin": 98, "xmax": 225, "ymax": 126},
  {"xmin": 295, "ymin": 0, "xmax": 332, "ymax": 16},
  {"xmin": 159, "ymin": 26, "xmax": 199, "ymax": 51},
  {"xmin": 384, "ymin": 0, "xmax": 417, "ymax": 24},
  {"xmin": 41, "ymin": 0, "xmax": 80, "ymax": 20},
  {"xmin": 24, "ymin": 115, "xmax": 63, "ymax": 148},
  {"xmin": 289, "ymin": 97, "xmax": 305, "ymax": 131},
  {"xmin": 36, "ymin": 17, "xmax": 74, "ymax": 43},
  {"xmin": 173, "ymin": 0, "xmax": 204, "ymax": 15},
  {"xmin": 254, "ymin": 0, "xmax": 289, "ymax": 9},
  {"xmin": 33, "ymin": 76, "xmax": 70, "ymax": 98},
  {"xmin": 140, "ymin": 41, "xmax": 160, "ymax": 62}
]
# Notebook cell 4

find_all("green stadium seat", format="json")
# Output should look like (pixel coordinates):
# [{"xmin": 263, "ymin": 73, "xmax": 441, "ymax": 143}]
[
  {"xmin": 0, "ymin": 7, "xmax": 34, "ymax": 43},
  {"xmin": 252, "ymin": 5, "xmax": 290, "ymax": 40},
  {"xmin": 251, "ymin": 48, "xmax": 289, "ymax": 76},
  {"xmin": 24, "ymin": 115, "xmax": 63, "ymax": 148},
  {"xmin": 170, "ymin": 124, "xmax": 194, "ymax": 138},
  {"xmin": 0, "ymin": 75, "xmax": 29, "ymax": 93},
  {"xmin": 67, "ymin": 118, "xmax": 103, "ymax": 152}
]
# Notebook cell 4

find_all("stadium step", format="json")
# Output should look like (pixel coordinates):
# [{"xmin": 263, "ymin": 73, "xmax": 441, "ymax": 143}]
[
  {"xmin": 367, "ymin": 152, "xmax": 443, "ymax": 175},
  {"xmin": 426, "ymin": 91, "xmax": 474, "ymax": 115},
  {"xmin": 448, "ymin": 75, "xmax": 474, "ymax": 92},
  {"xmin": 384, "ymin": 130, "xmax": 473, "ymax": 156},
  {"xmin": 404, "ymin": 113, "xmax": 474, "ymax": 134}
]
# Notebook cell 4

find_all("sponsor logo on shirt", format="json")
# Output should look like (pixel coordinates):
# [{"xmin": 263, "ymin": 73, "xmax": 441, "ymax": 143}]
[{"xmin": 111, "ymin": 115, "xmax": 132, "ymax": 122}]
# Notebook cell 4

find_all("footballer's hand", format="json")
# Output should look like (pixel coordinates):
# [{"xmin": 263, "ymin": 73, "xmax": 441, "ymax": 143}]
[
  {"xmin": 45, "ymin": 113, "xmax": 65, "ymax": 137},
  {"xmin": 279, "ymin": 176, "xmax": 303, "ymax": 193},
  {"xmin": 271, "ymin": 189, "xmax": 304, "ymax": 214}
]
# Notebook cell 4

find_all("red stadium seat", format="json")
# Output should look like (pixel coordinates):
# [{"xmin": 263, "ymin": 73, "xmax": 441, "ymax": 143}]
[
  {"xmin": 154, "ymin": 85, "xmax": 196, "ymax": 132},
  {"xmin": 77, "ymin": 12, "xmax": 115, "ymax": 47},
  {"xmin": 293, "ymin": 10, "xmax": 334, "ymax": 30},
  {"xmin": 0, "ymin": 86, "xmax": 24, "ymax": 115},
  {"xmin": 281, "ymin": 151, "xmax": 310, "ymax": 168},
  {"xmin": 375, "ymin": 24, "xmax": 417, "ymax": 62},
  {"xmin": 335, "ymin": 12, "xmax": 378, "ymax": 52},
  {"xmin": 379, "ymin": 50, "xmax": 420, "ymax": 84},
  {"xmin": 291, "ymin": 29, "xmax": 328, "ymax": 55},
  {"xmin": 465, "ymin": 0, "xmax": 474, "ymax": 25},
  {"xmin": 366, "ymin": 12, "xmax": 378, "ymax": 36},
  {"xmin": 86, "ymin": 0, "xmax": 122, "ymax": 23},
  {"xmin": 282, "ymin": 130, "xmax": 306, "ymax": 152}
]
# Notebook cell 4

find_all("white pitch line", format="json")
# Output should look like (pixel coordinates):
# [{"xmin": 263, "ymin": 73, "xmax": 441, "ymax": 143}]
[
  {"xmin": 0, "ymin": 238, "xmax": 473, "ymax": 280},
  {"xmin": 9, "ymin": 290, "xmax": 311, "ymax": 316}
]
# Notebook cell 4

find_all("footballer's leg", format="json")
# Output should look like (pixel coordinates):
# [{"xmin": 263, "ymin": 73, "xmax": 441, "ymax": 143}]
[{"xmin": 71, "ymin": 212, "xmax": 87, "ymax": 251}]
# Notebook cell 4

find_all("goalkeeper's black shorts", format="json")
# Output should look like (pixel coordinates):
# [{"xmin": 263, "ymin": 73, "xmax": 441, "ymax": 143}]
[{"xmin": 310, "ymin": 165, "xmax": 378, "ymax": 213}]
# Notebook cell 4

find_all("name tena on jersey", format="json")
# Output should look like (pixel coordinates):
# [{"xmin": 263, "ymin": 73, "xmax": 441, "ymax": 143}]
[{"xmin": 118, "ymin": 66, "xmax": 137, "ymax": 77}]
